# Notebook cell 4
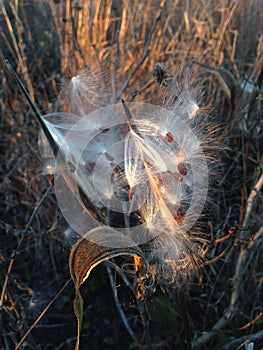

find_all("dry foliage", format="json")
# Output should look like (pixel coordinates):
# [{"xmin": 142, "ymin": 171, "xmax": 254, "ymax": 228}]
[{"xmin": 0, "ymin": 0, "xmax": 263, "ymax": 349}]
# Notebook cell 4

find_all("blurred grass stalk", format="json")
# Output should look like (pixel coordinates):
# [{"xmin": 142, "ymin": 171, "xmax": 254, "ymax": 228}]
[{"xmin": 2, "ymin": 0, "xmax": 262, "ymax": 102}]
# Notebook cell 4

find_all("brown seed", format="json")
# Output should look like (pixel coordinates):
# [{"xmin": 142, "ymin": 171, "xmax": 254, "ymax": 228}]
[
  {"xmin": 66, "ymin": 65, "xmax": 73, "ymax": 79},
  {"xmin": 166, "ymin": 132, "xmax": 174, "ymax": 143},
  {"xmin": 128, "ymin": 187, "xmax": 133, "ymax": 200},
  {"xmin": 174, "ymin": 203, "xmax": 187, "ymax": 223},
  {"xmin": 178, "ymin": 162, "xmax": 187, "ymax": 176}
]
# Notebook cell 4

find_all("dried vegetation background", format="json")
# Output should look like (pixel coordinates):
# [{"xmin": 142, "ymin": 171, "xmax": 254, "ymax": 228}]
[{"xmin": 0, "ymin": 0, "xmax": 263, "ymax": 349}]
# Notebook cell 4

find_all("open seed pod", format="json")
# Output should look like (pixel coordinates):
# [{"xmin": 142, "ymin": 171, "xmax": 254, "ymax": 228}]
[{"xmin": 69, "ymin": 226, "xmax": 150, "ymax": 350}]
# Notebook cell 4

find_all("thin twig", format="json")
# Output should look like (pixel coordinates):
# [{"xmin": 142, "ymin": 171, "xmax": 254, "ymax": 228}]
[
  {"xmin": 238, "ymin": 311, "xmax": 263, "ymax": 331},
  {"xmin": 0, "ymin": 152, "xmax": 29, "ymax": 193},
  {"xmin": 1, "ymin": 2, "xmax": 35, "ymax": 102},
  {"xmin": 105, "ymin": 263, "xmax": 138, "ymax": 344},
  {"xmin": 194, "ymin": 173, "xmax": 263, "ymax": 348},
  {"xmin": 2, "ymin": 57, "xmax": 58, "ymax": 156},
  {"xmin": 24, "ymin": 186, "xmax": 52, "ymax": 235},
  {"xmin": 113, "ymin": 27, "xmax": 120, "ymax": 100},
  {"xmin": 0, "ymin": 246, "xmax": 17, "ymax": 310},
  {"xmin": 178, "ymin": 288, "xmax": 192, "ymax": 350},
  {"xmin": 201, "ymin": 246, "xmax": 231, "ymax": 266},
  {"xmin": 192, "ymin": 226, "xmax": 263, "ymax": 349},
  {"xmin": 242, "ymin": 172, "xmax": 263, "ymax": 234},
  {"xmin": 240, "ymin": 142, "xmax": 249, "ymax": 226},
  {"xmin": 136, "ymin": 300, "xmax": 152, "ymax": 350},
  {"xmin": 15, "ymin": 279, "xmax": 71, "ymax": 350},
  {"xmin": 130, "ymin": 78, "xmax": 155, "ymax": 101},
  {"xmin": 0, "ymin": 186, "xmax": 52, "ymax": 310},
  {"xmin": 222, "ymin": 329, "xmax": 263, "ymax": 350},
  {"xmin": 115, "ymin": 5, "xmax": 163, "ymax": 102}
]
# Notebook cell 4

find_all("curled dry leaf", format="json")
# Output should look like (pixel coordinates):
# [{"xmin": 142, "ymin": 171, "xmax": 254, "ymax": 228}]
[
  {"xmin": 69, "ymin": 226, "xmax": 149, "ymax": 350},
  {"xmin": 194, "ymin": 60, "xmax": 237, "ymax": 112}
]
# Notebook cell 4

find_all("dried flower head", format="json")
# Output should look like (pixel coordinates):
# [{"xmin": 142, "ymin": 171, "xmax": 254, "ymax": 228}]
[{"xmin": 152, "ymin": 62, "xmax": 173, "ymax": 87}]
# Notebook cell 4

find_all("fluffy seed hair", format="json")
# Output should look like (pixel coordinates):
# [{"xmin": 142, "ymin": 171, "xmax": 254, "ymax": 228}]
[{"xmin": 38, "ymin": 63, "xmax": 221, "ymax": 286}]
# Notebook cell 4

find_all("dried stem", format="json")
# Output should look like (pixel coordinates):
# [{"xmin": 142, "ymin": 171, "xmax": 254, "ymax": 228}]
[
  {"xmin": 115, "ymin": 3, "xmax": 164, "ymax": 101},
  {"xmin": 15, "ymin": 279, "xmax": 71, "ymax": 350},
  {"xmin": 105, "ymin": 263, "xmax": 138, "ymax": 344}
]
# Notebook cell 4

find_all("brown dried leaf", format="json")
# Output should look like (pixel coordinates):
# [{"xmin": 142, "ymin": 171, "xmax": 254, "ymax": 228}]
[
  {"xmin": 194, "ymin": 60, "xmax": 237, "ymax": 111},
  {"xmin": 69, "ymin": 226, "xmax": 147, "ymax": 350}
]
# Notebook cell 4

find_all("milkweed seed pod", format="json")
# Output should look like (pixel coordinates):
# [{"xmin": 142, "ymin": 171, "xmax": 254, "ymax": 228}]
[
  {"xmin": 48, "ymin": 94, "xmax": 211, "ymax": 283},
  {"xmin": 37, "ymin": 112, "xmax": 83, "ymax": 175},
  {"xmin": 6, "ymin": 58, "xmax": 216, "ymax": 286},
  {"xmin": 37, "ymin": 66, "xmax": 113, "ymax": 171}
]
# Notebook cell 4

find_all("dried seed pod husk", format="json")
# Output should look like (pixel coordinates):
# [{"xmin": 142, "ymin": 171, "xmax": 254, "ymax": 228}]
[{"xmin": 69, "ymin": 226, "xmax": 149, "ymax": 350}]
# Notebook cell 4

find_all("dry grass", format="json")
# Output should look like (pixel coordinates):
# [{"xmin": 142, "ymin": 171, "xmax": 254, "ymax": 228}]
[{"xmin": 0, "ymin": 0, "xmax": 263, "ymax": 349}]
